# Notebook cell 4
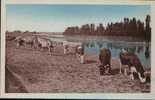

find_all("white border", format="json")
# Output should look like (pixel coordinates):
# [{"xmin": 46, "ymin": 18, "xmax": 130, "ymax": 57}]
[
  {"xmin": 6, "ymin": 0, "xmax": 152, "ymax": 5},
  {"xmin": 1, "ymin": 0, "xmax": 155, "ymax": 99},
  {"xmin": 1, "ymin": 0, "xmax": 6, "ymax": 97}
]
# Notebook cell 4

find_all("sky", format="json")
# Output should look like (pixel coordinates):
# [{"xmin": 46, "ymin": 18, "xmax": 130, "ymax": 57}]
[{"xmin": 7, "ymin": 5, "xmax": 150, "ymax": 32}]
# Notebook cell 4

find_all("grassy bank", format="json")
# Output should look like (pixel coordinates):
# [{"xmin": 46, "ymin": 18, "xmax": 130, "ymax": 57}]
[{"xmin": 6, "ymin": 34, "xmax": 150, "ymax": 93}]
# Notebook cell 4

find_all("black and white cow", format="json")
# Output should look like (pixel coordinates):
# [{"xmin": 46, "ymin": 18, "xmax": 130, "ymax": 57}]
[
  {"xmin": 99, "ymin": 48, "xmax": 111, "ymax": 75},
  {"xmin": 119, "ymin": 51, "xmax": 147, "ymax": 83}
]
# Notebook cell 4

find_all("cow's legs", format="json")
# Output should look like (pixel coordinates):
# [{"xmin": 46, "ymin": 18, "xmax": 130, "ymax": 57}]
[
  {"xmin": 48, "ymin": 47, "xmax": 51, "ymax": 55},
  {"xmin": 124, "ymin": 65, "xmax": 128, "ymax": 76},
  {"xmin": 130, "ymin": 66, "xmax": 137, "ymax": 80},
  {"xmin": 34, "ymin": 43, "xmax": 38, "ymax": 50},
  {"xmin": 30, "ymin": 43, "xmax": 33, "ymax": 49},
  {"xmin": 49, "ymin": 47, "xmax": 53, "ymax": 55},
  {"xmin": 130, "ymin": 73, "xmax": 134, "ymax": 80},
  {"xmin": 41, "ymin": 46, "xmax": 44, "ymax": 52},
  {"xmin": 64, "ymin": 46, "xmax": 67, "ymax": 54},
  {"xmin": 80, "ymin": 55, "xmax": 84, "ymax": 64},
  {"xmin": 137, "ymin": 72, "xmax": 146, "ymax": 83},
  {"xmin": 108, "ymin": 64, "xmax": 111, "ymax": 74},
  {"xmin": 76, "ymin": 53, "xmax": 80, "ymax": 58},
  {"xmin": 16, "ymin": 42, "xmax": 20, "ymax": 48},
  {"xmin": 105, "ymin": 64, "xmax": 111, "ymax": 74},
  {"xmin": 99, "ymin": 65, "xmax": 105, "ymax": 75},
  {"xmin": 119, "ymin": 60, "xmax": 122, "ymax": 74}
]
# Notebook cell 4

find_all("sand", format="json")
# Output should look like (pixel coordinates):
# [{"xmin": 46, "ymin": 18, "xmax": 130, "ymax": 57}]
[{"xmin": 5, "ymin": 34, "xmax": 150, "ymax": 93}]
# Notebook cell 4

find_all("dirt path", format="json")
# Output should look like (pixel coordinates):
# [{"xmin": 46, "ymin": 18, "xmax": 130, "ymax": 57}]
[{"xmin": 6, "ymin": 40, "xmax": 150, "ymax": 93}]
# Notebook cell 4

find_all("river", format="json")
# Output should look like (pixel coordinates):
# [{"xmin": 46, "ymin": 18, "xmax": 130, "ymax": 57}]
[{"xmin": 41, "ymin": 34, "xmax": 151, "ymax": 69}]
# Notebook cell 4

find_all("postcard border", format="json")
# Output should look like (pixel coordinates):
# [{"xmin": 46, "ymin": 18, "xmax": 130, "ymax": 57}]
[{"xmin": 1, "ymin": 0, "xmax": 155, "ymax": 99}]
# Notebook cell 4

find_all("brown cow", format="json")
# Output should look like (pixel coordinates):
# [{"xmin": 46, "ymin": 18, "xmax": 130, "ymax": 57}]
[{"xmin": 99, "ymin": 48, "xmax": 111, "ymax": 75}]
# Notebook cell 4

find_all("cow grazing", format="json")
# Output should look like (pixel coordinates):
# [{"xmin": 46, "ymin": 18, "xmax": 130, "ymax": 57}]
[
  {"xmin": 99, "ymin": 48, "xmax": 111, "ymax": 75},
  {"xmin": 63, "ymin": 41, "xmax": 85, "ymax": 64},
  {"xmin": 14, "ymin": 36, "xmax": 23, "ymax": 47},
  {"xmin": 119, "ymin": 51, "xmax": 147, "ymax": 83},
  {"xmin": 35, "ymin": 37, "xmax": 54, "ymax": 55},
  {"xmin": 63, "ymin": 41, "xmax": 82, "ymax": 54},
  {"xmin": 15, "ymin": 35, "xmax": 37, "ymax": 48}
]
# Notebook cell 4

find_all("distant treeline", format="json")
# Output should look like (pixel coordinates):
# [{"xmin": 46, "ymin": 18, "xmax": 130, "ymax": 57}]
[{"xmin": 63, "ymin": 15, "xmax": 151, "ymax": 41}]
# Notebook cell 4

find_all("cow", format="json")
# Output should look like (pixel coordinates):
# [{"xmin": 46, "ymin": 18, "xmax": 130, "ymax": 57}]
[
  {"xmin": 15, "ymin": 35, "xmax": 37, "ymax": 48},
  {"xmin": 99, "ymin": 48, "xmax": 111, "ymax": 75},
  {"xmin": 63, "ymin": 41, "xmax": 85, "ymax": 64},
  {"xmin": 14, "ymin": 36, "xmax": 23, "ymax": 47},
  {"xmin": 35, "ymin": 37, "xmax": 54, "ymax": 55},
  {"xmin": 119, "ymin": 50, "xmax": 148, "ymax": 83},
  {"xmin": 63, "ymin": 41, "xmax": 82, "ymax": 54}
]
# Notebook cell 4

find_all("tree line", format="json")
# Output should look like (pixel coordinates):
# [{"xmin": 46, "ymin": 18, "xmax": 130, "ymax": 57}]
[{"xmin": 63, "ymin": 15, "xmax": 151, "ymax": 41}]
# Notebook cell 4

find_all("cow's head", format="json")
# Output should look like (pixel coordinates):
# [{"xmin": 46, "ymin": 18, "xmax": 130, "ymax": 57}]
[
  {"xmin": 144, "ymin": 71, "xmax": 151, "ymax": 83},
  {"xmin": 104, "ymin": 64, "xmax": 111, "ymax": 74},
  {"xmin": 137, "ymin": 71, "xmax": 150, "ymax": 83}
]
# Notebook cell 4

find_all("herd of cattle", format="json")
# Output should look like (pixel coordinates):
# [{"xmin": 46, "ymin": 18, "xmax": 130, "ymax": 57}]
[{"xmin": 11, "ymin": 35, "xmax": 150, "ymax": 83}]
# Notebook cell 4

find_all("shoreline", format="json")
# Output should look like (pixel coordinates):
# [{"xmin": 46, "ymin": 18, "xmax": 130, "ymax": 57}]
[{"xmin": 6, "ymin": 31, "xmax": 150, "ymax": 42}]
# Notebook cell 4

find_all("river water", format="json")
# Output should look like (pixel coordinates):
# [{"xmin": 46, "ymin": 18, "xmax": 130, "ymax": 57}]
[{"xmin": 44, "ymin": 34, "xmax": 151, "ymax": 69}]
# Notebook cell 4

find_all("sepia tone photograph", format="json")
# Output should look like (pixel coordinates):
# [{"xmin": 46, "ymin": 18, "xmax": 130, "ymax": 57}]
[{"xmin": 5, "ymin": 4, "xmax": 151, "ymax": 93}]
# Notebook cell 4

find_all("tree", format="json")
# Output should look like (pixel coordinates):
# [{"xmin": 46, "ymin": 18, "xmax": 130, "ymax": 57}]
[
  {"xmin": 145, "ymin": 15, "xmax": 151, "ymax": 41},
  {"xmin": 63, "ymin": 16, "xmax": 149, "ymax": 39}
]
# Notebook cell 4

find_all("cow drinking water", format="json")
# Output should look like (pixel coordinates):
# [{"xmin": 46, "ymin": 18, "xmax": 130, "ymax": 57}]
[{"xmin": 119, "ymin": 51, "xmax": 148, "ymax": 83}]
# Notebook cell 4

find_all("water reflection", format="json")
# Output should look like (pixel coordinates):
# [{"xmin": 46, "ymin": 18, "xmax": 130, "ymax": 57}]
[
  {"xmin": 145, "ymin": 46, "xmax": 150, "ymax": 59},
  {"xmin": 49, "ymin": 35, "xmax": 151, "ymax": 68},
  {"xmin": 96, "ymin": 41, "xmax": 103, "ymax": 49},
  {"xmin": 84, "ymin": 41, "xmax": 150, "ymax": 68}
]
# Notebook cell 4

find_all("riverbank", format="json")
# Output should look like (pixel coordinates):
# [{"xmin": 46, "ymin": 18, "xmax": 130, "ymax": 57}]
[{"xmin": 6, "ymin": 35, "xmax": 150, "ymax": 93}]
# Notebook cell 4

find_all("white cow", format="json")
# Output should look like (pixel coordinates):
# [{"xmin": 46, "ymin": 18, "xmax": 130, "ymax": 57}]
[
  {"xmin": 15, "ymin": 35, "xmax": 37, "ymax": 48},
  {"xmin": 36, "ymin": 37, "xmax": 54, "ymax": 55},
  {"xmin": 63, "ymin": 41, "xmax": 85, "ymax": 64}
]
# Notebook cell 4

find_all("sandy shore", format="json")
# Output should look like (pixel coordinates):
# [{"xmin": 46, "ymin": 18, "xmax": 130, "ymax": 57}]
[{"xmin": 6, "ymin": 34, "xmax": 150, "ymax": 93}]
